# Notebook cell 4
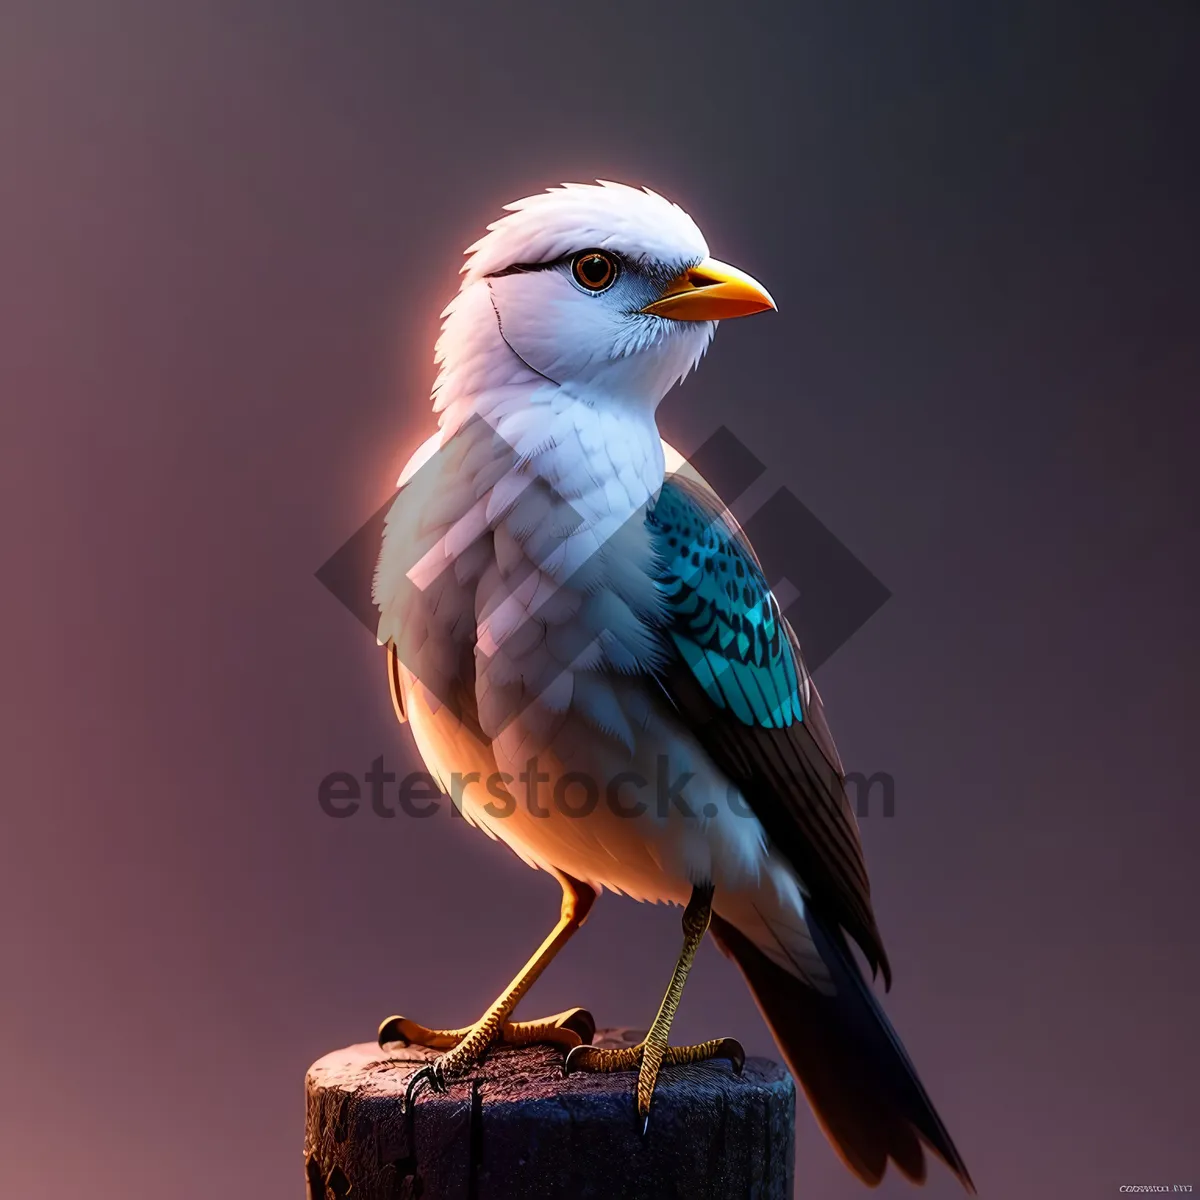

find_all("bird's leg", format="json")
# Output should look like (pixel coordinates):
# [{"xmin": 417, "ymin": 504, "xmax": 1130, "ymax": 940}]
[
  {"xmin": 564, "ymin": 882, "xmax": 744, "ymax": 1129},
  {"xmin": 378, "ymin": 873, "xmax": 596, "ymax": 1098}
]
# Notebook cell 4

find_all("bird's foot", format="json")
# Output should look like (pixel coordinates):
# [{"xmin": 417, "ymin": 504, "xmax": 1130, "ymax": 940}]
[
  {"xmin": 379, "ymin": 1007, "xmax": 596, "ymax": 1105},
  {"xmin": 563, "ymin": 1035, "xmax": 745, "ymax": 1131},
  {"xmin": 378, "ymin": 1006, "xmax": 595, "ymax": 1052}
]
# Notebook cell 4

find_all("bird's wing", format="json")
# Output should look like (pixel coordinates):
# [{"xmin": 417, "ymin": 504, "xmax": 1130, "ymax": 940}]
[
  {"xmin": 647, "ymin": 474, "xmax": 891, "ymax": 986},
  {"xmin": 375, "ymin": 420, "xmax": 499, "ymax": 746}
]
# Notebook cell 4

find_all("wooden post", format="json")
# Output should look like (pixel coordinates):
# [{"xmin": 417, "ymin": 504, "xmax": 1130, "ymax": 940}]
[{"xmin": 305, "ymin": 1028, "xmax": 795, "ymax": 1199}]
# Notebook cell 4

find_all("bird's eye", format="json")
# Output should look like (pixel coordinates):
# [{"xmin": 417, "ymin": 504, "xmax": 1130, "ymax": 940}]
[{"xmin": 571, "ymin": 250, "xmax": 618, "ymax": 292}]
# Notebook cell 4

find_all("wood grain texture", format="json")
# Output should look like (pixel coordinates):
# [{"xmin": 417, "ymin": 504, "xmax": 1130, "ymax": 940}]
[{"xmin": 304, "ymin": 1029, "xmax": 795, "ymax": 1199}]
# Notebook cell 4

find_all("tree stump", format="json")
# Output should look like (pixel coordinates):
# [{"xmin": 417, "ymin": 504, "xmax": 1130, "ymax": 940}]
[{"xmin": 304, "ymin": 1028, "xmax": 795, "ymax": 1199}]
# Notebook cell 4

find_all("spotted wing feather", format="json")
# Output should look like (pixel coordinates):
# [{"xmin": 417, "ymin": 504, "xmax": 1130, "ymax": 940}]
[{"xmin": 647, "ymin": 475, "xmax": 890, "ymax": 986}]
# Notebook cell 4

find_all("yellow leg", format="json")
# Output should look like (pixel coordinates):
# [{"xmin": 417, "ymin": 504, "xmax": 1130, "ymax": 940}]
[
  {"xmin": 378, "ymin": 872, "xmax": 596, "ymax": 1102},
  {"xmin": 564, "ymin": 883, "xmax": 743, "ymax": 1130}
]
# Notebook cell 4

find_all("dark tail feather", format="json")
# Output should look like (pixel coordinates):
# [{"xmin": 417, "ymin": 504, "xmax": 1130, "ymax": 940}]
[{"xmin": 710, "ymin": 912, "xmax": 975, "ymax": 1192}]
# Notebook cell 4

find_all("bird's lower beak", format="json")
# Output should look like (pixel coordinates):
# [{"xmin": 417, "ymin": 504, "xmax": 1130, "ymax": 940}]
[{"xmin": 640, "ymin": 257, "xmax": 776, "ymax": 321}]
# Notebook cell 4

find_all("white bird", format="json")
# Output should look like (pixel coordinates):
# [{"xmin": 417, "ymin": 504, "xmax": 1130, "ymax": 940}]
[{"xmin": 373, "ymin": 181, "xmax": 973, "ymax": 1191}]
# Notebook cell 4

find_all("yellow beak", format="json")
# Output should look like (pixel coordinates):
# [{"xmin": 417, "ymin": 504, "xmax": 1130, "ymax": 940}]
[{"xmin": 639, "ymin": 257, "xmax": 776, "ymax": 321}]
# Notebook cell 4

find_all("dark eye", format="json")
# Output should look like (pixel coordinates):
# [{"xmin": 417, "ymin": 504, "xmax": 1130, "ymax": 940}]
[{"xmin": 571, "ymin": 250, "xmax": 618, "ymax": 292}]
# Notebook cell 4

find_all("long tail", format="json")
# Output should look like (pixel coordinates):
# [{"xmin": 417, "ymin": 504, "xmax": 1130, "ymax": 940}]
[{"xmin": 709, "ymin": 911, "xmax": 975, "ymax": 1192}]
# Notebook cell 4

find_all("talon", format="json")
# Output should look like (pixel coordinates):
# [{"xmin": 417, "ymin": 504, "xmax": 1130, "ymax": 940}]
[
  {"xmin": 562, "ymin": 1041, "xmax": 624, "ymax": 1076},
  {"xmin": 562, "ymin": 1043, "xmax": 589, "ymax": 1077},
  {"xmin": 404, "ymin": 1063, "xmax": 439, "ymax": 1109}
]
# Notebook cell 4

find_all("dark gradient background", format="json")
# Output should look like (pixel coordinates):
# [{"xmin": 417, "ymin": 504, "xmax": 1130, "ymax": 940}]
[{"xmin": 3, "ymin": 3, "xmax": 1197, "ymax": 1197}]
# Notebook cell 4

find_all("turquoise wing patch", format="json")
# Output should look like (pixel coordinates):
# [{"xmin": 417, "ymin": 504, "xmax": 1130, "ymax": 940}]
[{"xmin": 648, "ymin": 480, "xmax": 802, "ymax": 729}]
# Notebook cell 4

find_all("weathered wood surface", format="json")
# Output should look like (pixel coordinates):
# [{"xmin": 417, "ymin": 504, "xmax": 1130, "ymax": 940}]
[{"xmin": 305, "ymin": 1028, "xmax": 795, "ymax": 1199}]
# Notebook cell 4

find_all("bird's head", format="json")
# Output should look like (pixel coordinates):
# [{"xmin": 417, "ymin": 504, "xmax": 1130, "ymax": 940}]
[{"xmin": 436, "ymin": 181, "xmax": 775, "ymax": 415}]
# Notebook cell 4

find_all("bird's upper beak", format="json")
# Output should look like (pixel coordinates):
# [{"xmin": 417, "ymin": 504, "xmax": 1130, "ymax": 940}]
[{"xmin": 639, "ymin": 257, "xmax": 776, "ymax": 321}]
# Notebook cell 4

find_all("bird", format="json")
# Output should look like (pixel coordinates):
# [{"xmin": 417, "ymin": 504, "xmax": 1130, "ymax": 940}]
[{"xmin": 372, "ymin": 180, "xmax": 974, "ymax": 1191}]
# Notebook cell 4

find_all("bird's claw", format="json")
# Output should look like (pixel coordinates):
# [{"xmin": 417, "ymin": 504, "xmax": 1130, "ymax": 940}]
[
  {"xmin": 379, "ymin": 1008, "xmax": 596, "ymax": 1054},
  {"xmin": 562, "ymin": 1034, "xmax": 746, "ymax": 1131},
  {"xmin": 404, "ymin": 1062, "xmax": 446, "ymax": 1109},
  {"xmin": 561, "ymin": 1042, "xmax": 592, "ymax": 1077},
  {"xmin": 562, "ymin": 1036, "xmax": 744, "ymax": 1077}
]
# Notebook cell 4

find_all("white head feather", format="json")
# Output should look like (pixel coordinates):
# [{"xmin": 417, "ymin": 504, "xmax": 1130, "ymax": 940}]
[
  {"xmin": 430, "ymin": 182, "xmax": 719, "ymax": 430},
  {"xmin": 460, "ymin": 181, "xmax": 708, "ymax": 282}
]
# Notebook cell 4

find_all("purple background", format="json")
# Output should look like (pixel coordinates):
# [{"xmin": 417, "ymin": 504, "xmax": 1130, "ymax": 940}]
[{"xmin": 3, "ymin": 2, "xmax": 1197, "ymax": 1196}]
